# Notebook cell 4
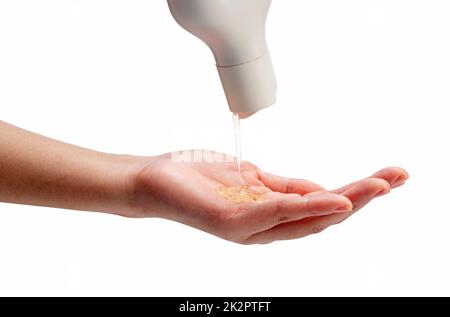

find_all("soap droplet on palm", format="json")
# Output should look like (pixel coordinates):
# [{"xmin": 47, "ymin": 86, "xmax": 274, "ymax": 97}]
[{"xmin": 216, "ymin": 185, "xmax": 262, "ymax": 202}]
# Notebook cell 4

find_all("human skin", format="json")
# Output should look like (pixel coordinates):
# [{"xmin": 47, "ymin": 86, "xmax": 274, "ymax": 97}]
[{"xmin": 0, "ymin": 121, "xmax": 408, "ymax": 244}]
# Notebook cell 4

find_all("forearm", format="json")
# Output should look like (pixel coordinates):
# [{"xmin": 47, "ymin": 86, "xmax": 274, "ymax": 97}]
[{"xmin": 0, "ymin": 121, "xmax": 144, "ymax": 215}]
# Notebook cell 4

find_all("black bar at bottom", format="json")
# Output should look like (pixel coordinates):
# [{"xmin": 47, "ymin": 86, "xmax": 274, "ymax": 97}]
[{"xmin": 0, "ymin": 297, "xmax": 444, "ymax": 314}]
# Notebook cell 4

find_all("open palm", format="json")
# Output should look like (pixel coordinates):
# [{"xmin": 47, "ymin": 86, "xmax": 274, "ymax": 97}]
[{"xmin": 130, "ymin": 152, "xmax": 408, "ymax": 244}]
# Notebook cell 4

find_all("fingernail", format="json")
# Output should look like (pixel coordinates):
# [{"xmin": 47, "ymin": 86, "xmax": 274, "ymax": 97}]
[
  {"xmin": 391, "ymin": 175, "xmax": 407, "ymax": 188},
  {"xmin": 334, "ymin": 204, "xmax": 352, "ymax": 212},
  {"xmin": 375, "ymin": 187, "xmax": 390, "ymax": 197},
  {"xmin": 400, "ymin": 169, "xmax": 410, "ymax": 180},
  {"xmin": 391, "ymin": 171, "xmax": 409, "ymax": 187},
  {"xmin": 391, "ymin": 180, "xmax": 405, "ymax": 188}
]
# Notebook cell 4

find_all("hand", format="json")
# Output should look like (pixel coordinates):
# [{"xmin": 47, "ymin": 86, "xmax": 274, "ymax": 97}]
[
  {"xmin": 0, "ymin": 122, "xmax": 409, "ymax": 244},
  {"xmin": 128, "ymin": 151, "xmax": 408, "ymax": 244}
]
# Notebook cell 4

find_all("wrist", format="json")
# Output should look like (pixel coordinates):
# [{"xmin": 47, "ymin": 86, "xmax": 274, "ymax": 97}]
[
  {"xmin": 106, "ymin": 153, "xmax": 166, "ymax": 218},
  {"xmin": 101, "ymin": 153, "xmax": 151, "ymax": 217}
]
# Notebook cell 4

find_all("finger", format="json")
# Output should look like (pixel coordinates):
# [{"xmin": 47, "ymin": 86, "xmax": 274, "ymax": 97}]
[
  {"xmin": 369, "ymin": 166, "xmax": 409, "ymax": 188},
  {"xmin": 243, "ymin": 217, "xmax": 320, "ymax": 244},
  {"xmin": 321, "ymin": 177, "xmax": 391, "ymax": 226},
  {"xmin": 232, "ymin": 191, "xmax": 352, "ymax": 234},
  {"xmin": 258, "ymin": 171, "xmax": 325, "ymax": 195},
  {"xmin": 245, "ymin": 178, "xmax": 390, "ymax": 244},
  {"xmin": 244, "ymin": 209, "xmax": 350, "ymax": 244},
  {"xmin": 338, "ymin": 178, "xmax": 390, "ymax": 211},
  {"xmin": 333, "ymin": 166, "xmax": 408, "ymax": 193}
]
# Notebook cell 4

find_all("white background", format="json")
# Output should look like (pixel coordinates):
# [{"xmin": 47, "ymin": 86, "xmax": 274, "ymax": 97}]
[{"xmin": 1, "ymin": 0, "xmax": 449, "ymax": 296}]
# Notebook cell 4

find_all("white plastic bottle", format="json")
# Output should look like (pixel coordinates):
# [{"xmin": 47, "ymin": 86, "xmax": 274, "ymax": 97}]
[{"xmin": 167, "ymin": 0, "xmax": 277, "ymax": 118}]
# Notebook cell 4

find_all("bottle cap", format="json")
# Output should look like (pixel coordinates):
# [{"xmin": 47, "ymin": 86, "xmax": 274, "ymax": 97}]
[{"xmin": 217, "ymin": 53, "xmax": 277, "ymax": 117}]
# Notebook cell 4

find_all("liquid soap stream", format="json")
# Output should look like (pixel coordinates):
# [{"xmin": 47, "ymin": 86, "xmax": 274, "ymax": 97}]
[
  {"xmin": 233, "ymin": 113, "xmax": 245, "ymax": 186},
  {"xmin": 215, "ymin": 114, "xmax": 264, "ymax": 203}
]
